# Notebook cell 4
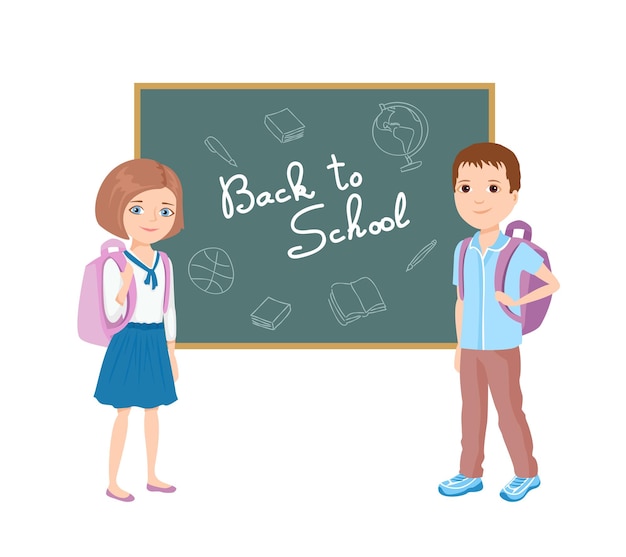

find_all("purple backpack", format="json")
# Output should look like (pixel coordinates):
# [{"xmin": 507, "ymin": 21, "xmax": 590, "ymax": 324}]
[
  {"xmin": 77, "ymin": 239, "xmax": 171, "ymax": 346},
  {"xmin": 458, "ymin": 220, "xmax": 552, "ymax": 335}
]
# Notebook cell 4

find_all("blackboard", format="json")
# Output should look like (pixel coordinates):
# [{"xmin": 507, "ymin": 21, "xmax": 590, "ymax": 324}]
[{"xmin": 135, "ymin": 83, "xmax": 494, "ymax": 348}]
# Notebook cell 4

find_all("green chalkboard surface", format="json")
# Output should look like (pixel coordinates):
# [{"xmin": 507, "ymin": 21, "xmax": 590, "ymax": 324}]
[{"xmin": 135, "ymin": 83, "xmax": 494, "ymax": 348}]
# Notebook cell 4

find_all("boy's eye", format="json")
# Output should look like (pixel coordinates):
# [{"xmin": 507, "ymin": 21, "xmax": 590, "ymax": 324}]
[
  {"xmin": 160, "ymin": 208, "xmax": 174, "ymax": 217},
  {"xmin": 459, "ymin": 184, "xmax": 471, "ymax": 193},
  {"xmin": 488, "ymin": 185, "xmax": 500, "ymax": 193},
  {"xmin": 129, "ymin": 205, "xmax": 144, "ymax": 214}
]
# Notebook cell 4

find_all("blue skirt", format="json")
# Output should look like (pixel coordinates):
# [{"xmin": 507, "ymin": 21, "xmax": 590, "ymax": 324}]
[{"xmin": 94, "ymin": 322, "xmax": 177, "ymax": 409}]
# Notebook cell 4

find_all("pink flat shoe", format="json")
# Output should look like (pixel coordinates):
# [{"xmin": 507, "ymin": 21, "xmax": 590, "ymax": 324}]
[
  {"xmin": 106, "ymin": 489, "xmax": 135, "ymax": 502},
  {"xmin": 147, "ymin": 483, "xmax": 176, "ymax": 493}
]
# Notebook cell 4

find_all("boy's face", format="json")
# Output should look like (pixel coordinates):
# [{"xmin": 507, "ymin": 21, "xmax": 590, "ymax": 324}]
[{"xmin": 454, "ymin": 161, "xmax": 518, "ymax": 230}]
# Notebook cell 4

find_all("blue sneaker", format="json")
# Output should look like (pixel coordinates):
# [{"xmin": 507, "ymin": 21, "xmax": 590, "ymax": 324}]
[
  {"xmin": 500, "ymin": 475, "xmax": 540, "ymax": 502},
  {"xmin": 438, "ymin": 474, "xmax": 483, "ymax": 497}
]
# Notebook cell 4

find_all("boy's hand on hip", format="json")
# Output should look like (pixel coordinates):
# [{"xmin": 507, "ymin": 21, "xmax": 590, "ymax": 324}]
[{"xmin": 495, "ymin": 291, "xmax": 517, "ymax": 306}]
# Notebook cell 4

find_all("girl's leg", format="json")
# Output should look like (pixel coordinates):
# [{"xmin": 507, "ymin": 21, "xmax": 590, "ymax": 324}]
[
  {"xmin": 145, "ymin": 407, "xmax": 173, "ymax": 488},
  {"xmin": 108, "ymin": 407, "xmax": 131, "ymax": 497}
]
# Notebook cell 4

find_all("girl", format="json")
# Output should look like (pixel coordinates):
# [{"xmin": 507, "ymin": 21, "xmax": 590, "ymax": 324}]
[{"xmin": 93, "ymin": 158, "xmax": 184, "ymax": 502}]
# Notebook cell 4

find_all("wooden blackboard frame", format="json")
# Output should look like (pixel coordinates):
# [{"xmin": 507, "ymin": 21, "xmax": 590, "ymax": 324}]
[{"xmin": 134, "ymin": 83, "xmax": 495, "ymax": 349}]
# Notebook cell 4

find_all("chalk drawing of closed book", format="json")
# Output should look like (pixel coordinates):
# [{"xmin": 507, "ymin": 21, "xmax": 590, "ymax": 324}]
[
  {"xmin": 328, "ymin": 276, "xmax": 386, "ymax": 326},
  {"xmin": 251, "ymin": 296, "xmax": 291, "ymax": 331},
  {"xmin": 264, "ymin": 108, "xmax": 305, "ymax": 143}
]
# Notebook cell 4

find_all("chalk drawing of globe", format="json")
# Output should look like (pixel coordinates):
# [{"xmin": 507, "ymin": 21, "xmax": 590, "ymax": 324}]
[
  {"xmin": 372, "ymin": 102, "xmax": 429, "ymax": 172},
  {"xmin": 188, "ymin": 247, "xmax": 235, "ymax": 294}
]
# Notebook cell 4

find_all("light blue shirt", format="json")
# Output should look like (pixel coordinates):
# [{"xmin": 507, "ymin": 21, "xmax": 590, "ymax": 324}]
[{"xmin": 453, "ymin": 231, "xmax": 543, "ymax": 350}]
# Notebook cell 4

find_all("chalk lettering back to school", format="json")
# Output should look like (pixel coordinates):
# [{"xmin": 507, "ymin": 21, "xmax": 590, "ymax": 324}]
[{"xmin": 138, "ymin": 83, "xmax": 492, "ymax": 347}]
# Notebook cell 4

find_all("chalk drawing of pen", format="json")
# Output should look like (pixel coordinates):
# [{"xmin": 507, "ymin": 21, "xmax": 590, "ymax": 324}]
[
  {"xmin": 406, "ymin": 239, "xmax": 437, "ymax": 272},
  {"xmin": 204, "ymin": 136, "xmax": 237, "ymax": 167}
]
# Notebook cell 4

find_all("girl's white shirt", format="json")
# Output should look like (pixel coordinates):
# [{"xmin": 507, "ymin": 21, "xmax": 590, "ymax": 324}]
[{"xmin": 102, "ymin": 251, "xmax": 176, "ymax": 341}]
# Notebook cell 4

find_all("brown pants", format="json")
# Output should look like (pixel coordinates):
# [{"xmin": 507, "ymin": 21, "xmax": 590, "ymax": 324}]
[{"xmin": 459, "ymin": 348, "xmax": 538, "ymax": 478}]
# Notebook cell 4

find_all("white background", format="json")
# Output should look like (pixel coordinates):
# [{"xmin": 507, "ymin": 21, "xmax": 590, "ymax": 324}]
[{"xmin": 1, "ymin": 1, "xmax": 624, "ymax": 555}]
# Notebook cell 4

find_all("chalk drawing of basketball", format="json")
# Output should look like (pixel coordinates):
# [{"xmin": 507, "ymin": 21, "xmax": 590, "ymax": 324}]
[{"xmin": 188, "ymin": 247, "xmax": 235, "ymax": 294}]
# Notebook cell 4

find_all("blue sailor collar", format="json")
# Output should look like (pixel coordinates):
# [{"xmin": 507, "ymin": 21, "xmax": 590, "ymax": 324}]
[{"xmin": 123, "ymin": 250, "xmax": 161, "ymax": 290}]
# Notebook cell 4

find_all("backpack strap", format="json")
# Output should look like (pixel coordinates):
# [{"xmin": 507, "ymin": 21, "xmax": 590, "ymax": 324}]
[
  {"xmin": 496, "ymin": 220, "xmax": 534, "ymax": 323},
  {"xmin": 107, "ymin": 248, "xmax": 137, "ymax": 331},
  {"xmin": 458, "ymin": 237, "xmax": 472, "ymax": 300},
  {"xmin": 495, "ymin": 237, "xmax": 523, "ymax": 323}
]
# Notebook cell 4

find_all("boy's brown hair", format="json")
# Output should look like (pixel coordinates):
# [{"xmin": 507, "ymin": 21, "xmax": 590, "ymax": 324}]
[
  {"xmin": 452, "ymin": 142, "xmax": 521, "ymax": 192},
  {"xmin": 95, "ymin": 158, "xmax": 184, "ymax": 240}
]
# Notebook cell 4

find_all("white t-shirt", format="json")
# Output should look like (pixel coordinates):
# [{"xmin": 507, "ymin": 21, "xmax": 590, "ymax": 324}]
[{"xmin": 103, "ymin": 251, "xmax": 176, "ymax": 341}]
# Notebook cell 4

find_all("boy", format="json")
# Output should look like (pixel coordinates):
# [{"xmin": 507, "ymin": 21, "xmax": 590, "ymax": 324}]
[{"xmin": 438, "ymin": 142, "xmax": 559, "ymax": 502}]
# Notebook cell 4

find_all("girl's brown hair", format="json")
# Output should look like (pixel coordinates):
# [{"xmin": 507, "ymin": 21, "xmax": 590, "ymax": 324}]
[
  {"xmin": 95, "ymin": 158, "xmax": 184, "ymax": 240},
  {"xmin": 452, "ymin": 142, "xmax": 521, "ymax": 192}
]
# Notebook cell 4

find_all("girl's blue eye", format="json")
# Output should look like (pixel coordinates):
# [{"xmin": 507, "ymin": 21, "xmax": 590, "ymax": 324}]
[
  {"xmin": 129, "ymin": 206, "xmax": 144, "ymax": 214},
  {"xmin": 160, "ymin": 208, "xmax": 174, "ymax": 217}
]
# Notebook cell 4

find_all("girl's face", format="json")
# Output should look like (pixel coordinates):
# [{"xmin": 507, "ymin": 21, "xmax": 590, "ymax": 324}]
[{"xmin": 122, "ymin": 187, "xmax": 178, "ymax": 245}]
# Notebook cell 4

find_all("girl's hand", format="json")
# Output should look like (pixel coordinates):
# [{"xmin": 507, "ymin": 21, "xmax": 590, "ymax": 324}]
[
  {"xmin": 167, "ymin": 341, "xmax": 178, "ymax": 382},
  {"xmin": 495, "ymin": 291, "xmax": 517, "ymax": 306},
  {"xmin": 454, "ymin": 346, "xmax": 461, "ymax": 373},
  {"xmin": 170, "ymin": 353, "xmax": 179, "ymax": 382}
]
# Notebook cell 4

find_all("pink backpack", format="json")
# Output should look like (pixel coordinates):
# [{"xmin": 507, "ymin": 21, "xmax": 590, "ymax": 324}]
[
  {"xmin": 77, "ymin": 239, "xmax": 171, "ymax": 346},
  {"xmin": 458, "ymin": 220, "xmax": 552, "ymax": 335}
]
